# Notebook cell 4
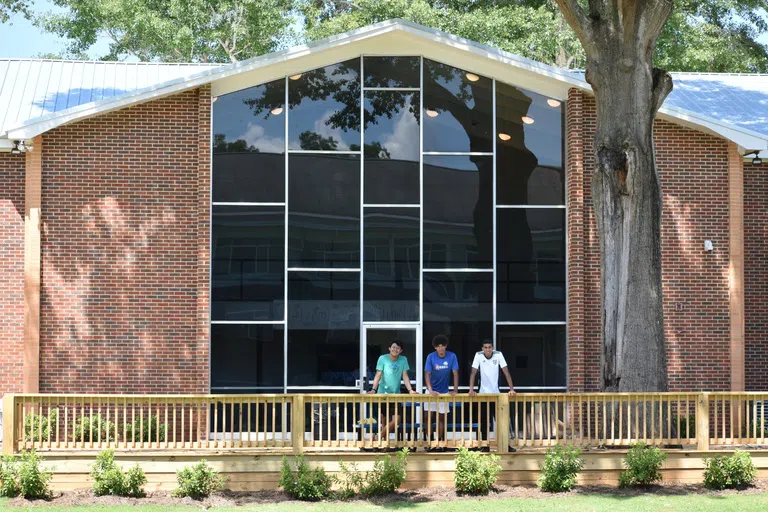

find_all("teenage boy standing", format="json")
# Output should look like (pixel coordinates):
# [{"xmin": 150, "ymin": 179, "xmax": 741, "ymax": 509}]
[
  {"xmin": 424, "ymin": 334, "xmax": 459, "ymax": 448},
  {"xmin": 468, "ymin": 339, "xmax": 516, "ymax": 451},
  {"xmin": 368, "ymin": 340, "xmax": 416, "ymax": 442}
]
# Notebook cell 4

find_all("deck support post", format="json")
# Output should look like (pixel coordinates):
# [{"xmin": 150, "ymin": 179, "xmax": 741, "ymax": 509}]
[
  {"xmin": 292, "ymin": 395, "xmax": 304, "ymax": 454},
  {"xmin": 497, "ymin": 394, "xmax": 510, "ymax": 453},
  {"xmin": 2, "ymin": 394, "xmax": 17, "ymax": 455},
  {"xmin": 697, "ymin": 393, "xmax": 710, "ymax": 451}
]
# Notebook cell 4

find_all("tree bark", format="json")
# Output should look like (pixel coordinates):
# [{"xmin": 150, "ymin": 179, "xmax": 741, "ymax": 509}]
[{"xmin": 554, "ymin": 0, "xmax": 673, "ymax": 392}]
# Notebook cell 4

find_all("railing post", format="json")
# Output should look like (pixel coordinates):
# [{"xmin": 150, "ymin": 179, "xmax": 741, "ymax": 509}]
[
  {"xmin": 496, "ymin": 394, "xmax": 510, "ymax": 453},
  {"xmin": 2, "ymin": 394, "xmax": 17, "ymax": 455},
  {"xmin": 697, "ymin": 392, "xmax": 710, "ymax": 451},
  {"xmin": 292, "ymin": 395, "xmax": 304, "ymax": 454}
]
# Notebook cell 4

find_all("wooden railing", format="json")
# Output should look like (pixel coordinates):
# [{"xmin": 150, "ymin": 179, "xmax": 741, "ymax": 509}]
[{"xmin": 3, "ymin": 392, "xmax": 767, "ymax": 454}]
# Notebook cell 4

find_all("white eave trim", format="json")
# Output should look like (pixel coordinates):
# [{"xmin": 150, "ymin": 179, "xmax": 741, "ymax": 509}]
[{"xmin": 1, "ymin": 18, "xmax": 767, "ymax": 150}]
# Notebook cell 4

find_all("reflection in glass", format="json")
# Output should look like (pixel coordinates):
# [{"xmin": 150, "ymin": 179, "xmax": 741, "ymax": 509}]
[
  {"xmin": 289, "ymin": 59, "xmax": 361, "ymax": 151},
  {"xmin": 496, "ymin": 82, "xmax": 564, "ymax": 205},
  {"xmin": 211, "ymin": 324, "xmax": 285, "ymax": 390},
  {"xmin": 496, "ymin": 325, "xmax": 566, "ymax": 388},
  {"xmin": 364, "ymin": 208, "xmax": 420, "ymax": 321},
  {"xmin": 364, "ymin": 56, "xmax": 420, "ymax": 88},
  {"xmin": 365, "ymin": 328, "xmax": 417, "ymax": 385},
  {"xmin": 423, "ymin": 59, "xmax": 492, "ymax": 153},
  {"xmin": 497, "ymin": 209, "xmax": 565, "ymax": 321},
  {"xmin": 288, "ymin": 154, "xmax": 360, "ymax": 268},
  {"xmin": 287, "ymin": 272, "xmax": 360, "ymax": 386},
  {"xmin": 212, "ymin": 79, "xmax": 285, "ymax": 202},
  {"xmin": 423, "ymin": 155, "xmax": 492, "ymax": 268},
  {"xmin": 211, "ymin": 206, "xmax": 284, "ymax": 321},
  {"xmin": 364, "ymin": 92, "xmax": 420, "ymax": 204},
  {"xmin": 423, "ymin": 272, "xmax": 493, "ymax": 386}
]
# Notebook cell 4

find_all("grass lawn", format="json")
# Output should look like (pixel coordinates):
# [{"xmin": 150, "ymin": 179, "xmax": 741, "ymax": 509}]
[{"xmin": 2, "ymin": 494, "xmax": 768, "ymax": 512}]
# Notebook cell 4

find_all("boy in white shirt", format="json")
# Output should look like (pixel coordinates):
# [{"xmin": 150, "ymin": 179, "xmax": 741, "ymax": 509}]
[{"xmin": 468, "ymin": 340, "xmax": 516, "ymax": 451}]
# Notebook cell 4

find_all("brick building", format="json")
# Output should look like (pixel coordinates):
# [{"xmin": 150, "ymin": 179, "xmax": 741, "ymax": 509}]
[{"xmin": 1, "ymin": 20, "xmax": 766, "ymax": 399}]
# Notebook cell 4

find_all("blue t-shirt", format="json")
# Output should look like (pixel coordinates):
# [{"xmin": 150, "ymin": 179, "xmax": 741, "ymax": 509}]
[{"xmin": 424, "ymin": 351, "xmax": 459, "ymax": 393}]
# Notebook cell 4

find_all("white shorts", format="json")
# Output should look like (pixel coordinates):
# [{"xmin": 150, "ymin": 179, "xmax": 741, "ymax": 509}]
[{"xmin": 424, "ymin": 401, "xmax": 449, "ymax": 414}]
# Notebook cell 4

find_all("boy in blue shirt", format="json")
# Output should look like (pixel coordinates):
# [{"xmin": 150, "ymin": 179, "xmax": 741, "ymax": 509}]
[{"xmin": 424, "ymin": 334, "xmax": 459, "ymax": 447}]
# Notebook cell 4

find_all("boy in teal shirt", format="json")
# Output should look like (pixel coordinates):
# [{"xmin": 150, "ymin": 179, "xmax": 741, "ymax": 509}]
[{"xmin": 368, "ymin": 340, "xmax": 416, "ymax": 442}]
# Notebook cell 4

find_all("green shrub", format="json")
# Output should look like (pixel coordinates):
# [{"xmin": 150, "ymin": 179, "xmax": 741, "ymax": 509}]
[
  {"xmin": 24, "ymin": 409, "xmax": 59, "ymax": 442},
  {"xmin": 537, "ymin": 445, "xmax": 584, "ymax": 493},
  {"xmin": 618, "ymin": 443, "xmax": 667, "ymax": 488},
  {"xmin": 73, "ymin": 414, "xmax": 116, "ymax": 443},
  {"xmin": 359, "ymin": 448, "xmax": 408, "ymax": 497},
  {"xmin": 742, "ymin": 418, "xmax": 768, "ymax": 438},
  {"xmin": 173, "ymin": 459, "xmax": 225, "ymax": 499},
  {"xmin": 675, "ymin": 414, "xmax": 696, "ymax": 439},
  {"xmin": 704, "ymin": 450, "xmax": 757, "ymax": 490},
  {"xmin": 337, "ymin": 460, "xmax": 363, "ymax": 500},
  {"xmin": 124, "ymin": 415, "xmax": 168, "ymax": 443},
  {"xmin": 454, "ymin": 447, "xmax": 501, "ymax": 495},
  {"xmin": 0, "ymin": 455, "xmax": 20, "ymax": 497},
  {"xmin": 90, "ymin": 449, "xmax": 146, "ymax": 497},
  {"xmin": 17, "ymin": 450, "xmax": 52, "ymax": 500},
  {"xmin": 279, "ymin": 455, "xmax": 334, "ymax": 501}
]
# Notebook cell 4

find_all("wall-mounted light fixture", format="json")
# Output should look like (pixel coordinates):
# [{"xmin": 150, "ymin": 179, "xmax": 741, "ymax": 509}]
[
  {"xmin": 746, "ymin": 150, "xmax": 763, "ymax": 165},
  {"xmin": 521, "ymin": 116, "xmax": 534, "ymax": 125},
  {"xmin": 546, "ymin": 99, "xmax": 561, "ymax": 108},
  {"xmin": 10, "ymin": 140, "xmax": 27, "ymax": 155},
  {"xmin": 270, "ymin": 107, "xmax": 284, "ymax": 115},
  {"xmin": 289, "ymin": 74, "xmax": 302, "ymax": 81},
  {"xmin": 465, "ymin": 72, "xmax": 480, "ymax": 82},
  {"xmin": 498, "ymin": 133, "xmax": 511, "ymax": 141},
  {"xmin": 426, "ymin": 109, "xmax": 439, "ymax": 118}
]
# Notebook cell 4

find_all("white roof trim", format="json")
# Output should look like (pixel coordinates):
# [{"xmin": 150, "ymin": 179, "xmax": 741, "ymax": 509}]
[{"xmin": 2, "ymin": 18, "xmax": 767, "ymax": 151}]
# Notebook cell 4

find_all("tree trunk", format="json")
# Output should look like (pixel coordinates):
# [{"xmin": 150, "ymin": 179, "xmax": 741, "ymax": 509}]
[{"xmin": 553, "ymin": 0, "xmax": 674, "ymax": 392}]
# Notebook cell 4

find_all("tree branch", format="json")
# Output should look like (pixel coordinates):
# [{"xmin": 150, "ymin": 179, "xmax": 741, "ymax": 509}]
[
  {"xmin": 552, "ymin": 0, "xmax": 592, "ymax": 44},
  {"xmin": 651, "ymin": 67, "xmax": 673, "ymax": 115}
]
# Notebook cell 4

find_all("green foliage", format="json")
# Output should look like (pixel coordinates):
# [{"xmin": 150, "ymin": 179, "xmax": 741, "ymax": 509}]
[
  {"xmin": 454, "ymin": 447, "xmax": 501, "ymax": 495},
  {"xmin": 73, "ymin": 414, "xmax": 116, "ymax": 443},
  {"xmin": 279, "ymin": 455, "xmax": 334, "ymax": 501},
  {"xmin": 336, "ymin": 460, "xmax": 364, "ymax": 500},
  {"xmin": 675, "ymin": 414, "xmax": 696, "ymax": 439},
  {"xmin": 703, "ymin": 450, "xmax": 757, "ymax": 490},
  {"xmin": 90, "ymin": 450, "xmax": 146, "ymax": 498},
  {"xmin": 17, "ymin": 450, "xmax": 52, "ymax": 500},
  {"xmin": 741, "ymin": 417, "xmax": 768, "ymax": 438},
  {"xmin": 618, "ymin": 443, "xmax": 667, "ymax": 488},
  {"xmin": 34, "ymin": 0, "xmax": 296, "ymax": 62},
  {"xmin": 359, "ymin": 448, "xmax": 408, "ymax": 497},
  {"xmin": 0, "ymin": 455, "xmax": 21, "ymax": 498},
  {"xmin": 537, "ymin": 445, "xmax": 584, "ymax": 493},
  {"xmin": 173, "ymin": 459, "xmax": 225, "ymax": 499},
  {"xmin": 124, "ymin": 415, "xmax": 167, "ymax": 443},
  {"xmin": 24, "ymin": 408, "xmax": 58, "ymax": 442}
]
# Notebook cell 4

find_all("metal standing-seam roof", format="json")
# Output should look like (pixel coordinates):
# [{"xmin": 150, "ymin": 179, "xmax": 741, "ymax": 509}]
[{"xmin": 0, "ymin": 59, "xmax": 221, "ymax": 138}]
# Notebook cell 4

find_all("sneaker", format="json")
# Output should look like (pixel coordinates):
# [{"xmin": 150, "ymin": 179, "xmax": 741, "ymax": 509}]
[{"xmin": 508, "ymin": 447, "xmax": 517, "ymax": 453}]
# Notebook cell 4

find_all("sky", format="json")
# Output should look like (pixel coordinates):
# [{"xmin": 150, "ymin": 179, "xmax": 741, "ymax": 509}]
[{"xmin": 1, "ymin": 1, "xmax": 767, "ymax": 61}]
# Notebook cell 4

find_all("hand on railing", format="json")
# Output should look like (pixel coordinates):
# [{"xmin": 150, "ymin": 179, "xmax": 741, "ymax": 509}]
[{"xmin": 509, "ymin": 389, "xmax": 517, "ymax": 397}]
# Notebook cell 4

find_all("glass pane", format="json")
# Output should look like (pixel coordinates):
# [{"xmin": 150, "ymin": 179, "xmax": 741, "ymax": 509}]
[
  {"xmin": 496, "ymin": 82, "xmax": 564, "ymax": 205},
  {"xmin": 496, "ymin": 325, "xmax": 566, "ymax": 387},
  {"xmin": 212, "ymin": 206, "xmax": 284, "ymax": 321},
  {"xmin": 423, "ymin": 59, "xmax": 492, "ymax": 153},
  {"xmin": 497, "ymin": 208, "xmax": 565, "ymax": 322},
  {"xmin": 288, "ymin": 154, "xmax": 360, "ymax": 268},
  {"xmin": 364, "ymin": 56, "xmax": 420, "ymax": 88},
  {"xmin": 423, "ymin": 155, "xmax": 492, "ymax": 268},
  {"xmin": 365, "ymin": 329, "xmax": 417, "ymax": 386},
  {"xmin": 288, "ymin": 59, "xmax": 360, "ymax": 151},
  {"xmin": 212, "ymin": 79, "xmax": 285, "ymax": 202},
  {"xmin": 210, "ymin": 324, "xmax": 284, "ymax": 390},
  {"xmin": 363, "ymin": 207, "xmax": 419, "ymax": 321},
  {"xmin": 423, "ymin": 272, "xmax": 493, "ymax": 386},
  {"xmin": 287, "ymin": 271, "xmax": 360, "ymax": 386},
  {"xmin": 363, "ymin": 91, "xmax": 420, "ymax": 204}
]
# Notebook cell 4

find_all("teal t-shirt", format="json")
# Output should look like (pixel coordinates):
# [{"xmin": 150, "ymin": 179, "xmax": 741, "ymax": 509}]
[{"xmin": 375, "ymin": 355, "xmax": 410, "ymax": 394}]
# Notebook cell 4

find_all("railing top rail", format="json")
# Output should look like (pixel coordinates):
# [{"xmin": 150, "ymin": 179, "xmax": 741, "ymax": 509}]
[{"xmin": 6, "ymin": 393, "xmax": 295, "ymax": 399}]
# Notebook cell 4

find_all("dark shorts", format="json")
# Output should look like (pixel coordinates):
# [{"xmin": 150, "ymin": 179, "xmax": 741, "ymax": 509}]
[{"xmin": 372, "ymin": 401, "xmax": 405, "ymax": 420}]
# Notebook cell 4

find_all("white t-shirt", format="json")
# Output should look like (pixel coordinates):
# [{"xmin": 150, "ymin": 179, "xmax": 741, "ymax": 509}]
[{"xmin": 471, "ymin": 351, "xmax": 508, "ymax": 394}]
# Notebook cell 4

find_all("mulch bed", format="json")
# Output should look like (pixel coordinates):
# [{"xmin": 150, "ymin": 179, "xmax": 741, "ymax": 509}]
[{"xmin": 6, "ymin": 479, "xmax": 768, "ymax": 508}]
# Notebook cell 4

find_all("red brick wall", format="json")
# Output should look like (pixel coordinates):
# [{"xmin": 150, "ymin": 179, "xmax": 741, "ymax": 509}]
[
  {"xmin": 0, "ymin": 153, "xmax": 26, "ymax": 395},
  {"xmin": 567, "ymin": 89, "xmax": 732, "ymax": 392},
  {"xmin": 745, "ymin": 161, "xmax": 768, "ymax": 391},
  {"xmin": 38, "ymin": 87, "xmax": 211, "ymax": 394}
]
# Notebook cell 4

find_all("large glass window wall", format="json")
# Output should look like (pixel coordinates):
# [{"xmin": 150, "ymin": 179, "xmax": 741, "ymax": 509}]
[{"xmin": 211, "ymin": 56, "xmax": 566, "ymax": 393}]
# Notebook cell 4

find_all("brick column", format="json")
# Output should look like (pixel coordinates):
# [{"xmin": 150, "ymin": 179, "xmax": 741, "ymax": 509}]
[
  {"xmin": 23, "ymin": 136, "xmax": 43, "ymax": 393},
  {"xmin": 197, "ymin": 86, "xmax": 212, "ymax": 394},
  {"xmin": 728, "ymin": 142, "xmax": 744, "ymax": 392},
  {"xmin": 566, "ymin": 89, "xmax": 586, "ymax": 392}
]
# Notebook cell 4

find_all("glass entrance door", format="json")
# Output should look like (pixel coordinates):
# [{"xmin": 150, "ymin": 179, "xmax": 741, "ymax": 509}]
[{"xmin": 361, "ymin": 325, "xmax": 422, "ymax": 394}]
